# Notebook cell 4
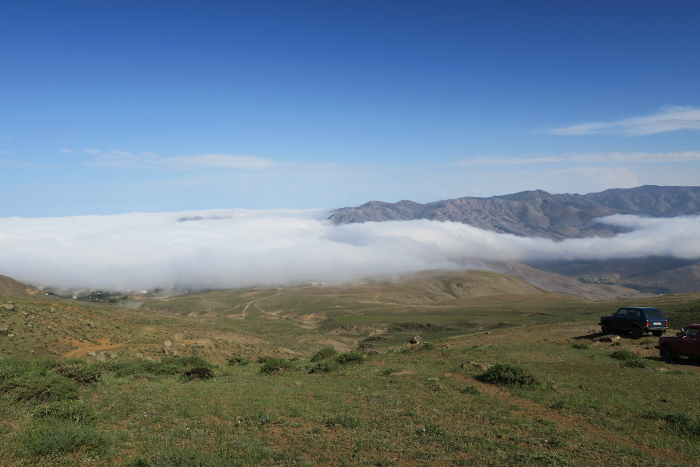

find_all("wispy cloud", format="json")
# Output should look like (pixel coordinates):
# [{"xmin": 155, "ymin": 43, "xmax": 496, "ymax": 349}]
[
  {"xmin": 0, "ymin": 158, "xmax": 53, "ymax": 169},
  {"xmin": 59, "ymin": 149, "xmax": 76, "ymax": 153},
  {"xmin": 456, "ymin": 151, "xmax": 700, "ymax": 166},
  {"xmin": 85, "ymin": 149, "xmax": 276, "ymax": 170},
  {"xmin": 0, "ymin": 210, "xmax": 698, "ymax": 291},
  {"xmin": 545, "ymin": 106, "xmax": 700, "ymax": 136}
]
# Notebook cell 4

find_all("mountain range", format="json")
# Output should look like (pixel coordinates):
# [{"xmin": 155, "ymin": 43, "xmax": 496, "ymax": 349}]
[
  {"xmin": 330, "ymin": 185, "xmax": 700, "ymax": 295},
  {"xmin": 329, "ymin": 185, "xmax": 700, "ymax": 240}
]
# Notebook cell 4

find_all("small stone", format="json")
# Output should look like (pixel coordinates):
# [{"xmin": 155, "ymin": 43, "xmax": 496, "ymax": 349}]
[
  {"xmin": 163, "ymin": 340, "xmax": 172, "ymax": 348},
  {"xmin": 87, "ymin": 351, "xmax": 96, "ymax": 357},
  {"xmin": 599, "ymin": 335, "xmax": 620, "ymax": 343},
  {"xmin": 409, "ymin": 335, "xmax": 423, "ymax": 344},
  {"xmin": 427, "ymin": 377, "xmax": 440, "ymax": 381}
]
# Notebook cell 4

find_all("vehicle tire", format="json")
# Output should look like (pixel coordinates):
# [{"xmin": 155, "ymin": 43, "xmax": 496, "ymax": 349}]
[
  {"xmin": 660, "ymin": 345, "xmax": 675, "ymax": 362},
  {"xmin": 652, "ymin": 331, "xmax": 663, "ymax": 337},
  {"xmin": 601, "ymin": 323, "xmax": 612, "ymax": 334},
  {"xmin": 630, "ymin": 325, "xmax": 643, "ymax": 339}
]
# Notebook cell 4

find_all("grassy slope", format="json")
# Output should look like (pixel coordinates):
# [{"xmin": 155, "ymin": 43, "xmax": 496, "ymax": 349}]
[{"xmin": 2, "ymin": 272, "xmax": 700, "ymax": 465}]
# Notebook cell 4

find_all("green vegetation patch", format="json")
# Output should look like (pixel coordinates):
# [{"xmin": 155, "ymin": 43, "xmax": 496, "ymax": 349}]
[
  {"xmin": 33, "ymin": 400, "xmax": 97, "ymax": 423},
  {"xmin": 1, "ymin": 373, "xmax": 78, "ymax": 403},
  {"xmin": 259, "ymin": 357, "xmax": 293, "ymax": 375},
  {"xmin": 310, "ymin": 347, "xmax": 338, "ymax": 362},
  {"xmin": 227, "ymin": 355, "xmax": 250, "ymax": 366},
  {"xmin": 335, "ymin": 352, "xmax": 364, "ymax": 365},
  {"xmin": 477, "ymin": 363, "xmax": 540, "ymax": 387},
  {"xmin": 309, "ymin": 361, "xmax": 340, "ymax": 374},
  {"xmin": 21, "ymin": 422, "xmax": 109, "ymax": 457},
  {"xmin": 609, "ymin": 349, "xmax": 648, "ymax": 368}
]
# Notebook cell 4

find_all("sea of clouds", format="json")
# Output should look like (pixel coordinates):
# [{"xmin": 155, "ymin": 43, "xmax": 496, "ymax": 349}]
[{"xmin": 0, "ymin": 209, "xmax": 699, "ymax": 291}]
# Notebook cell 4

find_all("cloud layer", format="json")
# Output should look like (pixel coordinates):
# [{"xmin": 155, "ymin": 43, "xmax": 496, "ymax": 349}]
[
  {"xmin": 547, "ymin": 106, "xmax": 700, "ymax": 136},
  {"xmin": 1, "ymin": 210, "xmax": 699, "ymax": 291}
]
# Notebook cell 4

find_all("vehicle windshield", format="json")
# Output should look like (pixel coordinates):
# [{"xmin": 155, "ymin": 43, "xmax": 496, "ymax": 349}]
[{"xmin": 644, "ymin": 308, "xmax": 664, "ymax": 319}]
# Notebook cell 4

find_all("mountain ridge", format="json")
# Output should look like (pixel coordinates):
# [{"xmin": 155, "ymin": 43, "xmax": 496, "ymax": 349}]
[{"xmin": 329, "ymin": 185, "xmax": 700, "ymax": 240}]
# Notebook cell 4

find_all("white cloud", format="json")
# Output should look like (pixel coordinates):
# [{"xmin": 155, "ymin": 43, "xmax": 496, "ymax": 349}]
[
  {"xmin": 0, "ymin": 209, "xmax": 698, "ymax": 291},
  {"xmin": 456, "ymin": 151, "xmax": 700, "ymax": 166},
  {"xmin": 85, "ymin": 149, "xmax": 275, "ymax": 170},
  {"xmin": 546, "ymin": 106, "xmax": 700, "ymax": 136}
]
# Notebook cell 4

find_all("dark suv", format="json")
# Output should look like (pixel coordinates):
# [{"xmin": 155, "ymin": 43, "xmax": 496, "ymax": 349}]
[{"xmin": 599, "ymin": 307, "xmax": 668, "ymax": 339}]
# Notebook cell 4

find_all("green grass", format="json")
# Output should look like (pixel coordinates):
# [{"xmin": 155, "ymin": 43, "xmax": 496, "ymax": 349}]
[{"xmin": 2, "ymin": 284, "xmax": 700, "ymax": 466}]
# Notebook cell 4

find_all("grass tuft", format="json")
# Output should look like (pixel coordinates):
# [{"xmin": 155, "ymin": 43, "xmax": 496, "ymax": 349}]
[
  {"xmin": 609, "ymin": 350, "xmax": 648, "ymax": 368},
  {"xmin": 22, "ymin": 422, "xmax": 108, "ymax": 457},
  {"xmin": 324, "ymin": 414, "xmax": 360, "ymax": 428},
  {"xmin": 477, "ymin": 363, "xmax": 540, "ymax": 387}
]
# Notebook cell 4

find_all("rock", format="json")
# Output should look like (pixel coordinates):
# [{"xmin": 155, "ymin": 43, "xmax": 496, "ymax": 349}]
[
  {"xmin": 598, "ymin": 335, "xmax": 620, "ymax": 343},
  {"xmin": 7, "ymin": 333, "xmax": 15, "ymax": 338},
  {"xmin": 30, "ymin": 350, "xmax": 35, "ymax": 354},
  {"xmin": 135, "ymin": 353, "xmax": 144, "ymax": 359},
  {"xmin": 163, "ymin": 340, "xmax": 172, "ymax": 348},
  {"xmin": 50, "ymin": 307, "xmax": 56, "ymax": 313},
  {"xmin": 0, "ymin": 303, "xmax": 15, "ymax": 311},
  {"xmin": 0, "ymin": 325, "xmax": 12, "ymax": 336},
  {"xmin": 86, "ymin": 322, "xmax": 96, "ymax": 329},
  {"xmin": 109, "ymin": 354, "xmax": 117, "ymax": 359},
  {"xmin": 96, "ymin": 351, "xmax": 107, "ymax": 362},
  {"xmin": 462, "ymin": 361, "xmax": 492, "ymax": 371},
  {"xmin": 427, "ymin": 377, "xmax": 440, "ymax": 381},
  {"xmin": 87, "ymin": 351, "xmax": 96, "ymax": 357},
  {"xmin": 163, "ymin": 347, "xmax": 178, "ymax": 357},
  {"xmin": 409, "ymin": 335, "xmax": 423, "ymax": 344},
  {"xmin": 144, "ymin": 355, "xmax": 154, "ymax": 362}
]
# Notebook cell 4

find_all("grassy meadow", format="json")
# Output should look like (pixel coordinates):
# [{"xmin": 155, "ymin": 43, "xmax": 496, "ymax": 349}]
[{"xmin": 1, "ymin": 269, "xmax": 700, "ymax": 466}]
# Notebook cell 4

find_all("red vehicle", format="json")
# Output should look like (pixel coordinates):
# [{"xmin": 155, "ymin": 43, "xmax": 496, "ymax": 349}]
[{"xmin": 659, "ymin": 324, "xmax": 700, "ymax": 361}]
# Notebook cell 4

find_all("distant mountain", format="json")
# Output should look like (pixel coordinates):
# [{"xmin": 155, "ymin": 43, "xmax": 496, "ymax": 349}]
[
  {"xmin": 527, "ymin": 257, "xmax": 700, "ymax": 295},
  {"xmin": 329, "ymin": 185, "xmax": 700, "ymax": 240}
]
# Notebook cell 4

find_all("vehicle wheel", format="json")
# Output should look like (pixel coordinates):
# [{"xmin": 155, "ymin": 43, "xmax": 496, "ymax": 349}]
[
  {"xmin": 660, "ymin": 345, "xmax": 675, "ymax": 362},
  {"xmin": 630, "ymin": 325, "xmax": 643, "ymax": 339},
  {"xmin": 601, "ymin": 323, "xmax": 612, "ymax": 334},
  {"xmin": 652, "ymin": 331, "xmax": 663, "ymax": 337}
]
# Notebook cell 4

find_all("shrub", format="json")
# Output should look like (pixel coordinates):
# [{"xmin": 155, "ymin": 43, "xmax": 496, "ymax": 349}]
[
  {"xmin": 335, "ymin": 352, "xmax": 364, "ymax": 365},
  {"xmin": 310, "ymin": 347, "xmax": 338, "ymax": 362},
  {"xmin": 52, "ymin": 365, "xmax": 102, "ymax": 384},
  {"xmin": 478, "ymin": 363, "xmax": 539, "ymax": 387},
  {"xmin": 1, "ymin": 374, "xmax": 79, "ymax": 403},
  {"xmin": 663, "ymin": 413, "xmax": 700, "ymax": 438},
  {"xmin": 309, "ymin": 361, "xmax": 340, "ymax": 374},
  {"xmin": 609, "ymin": 350, "xmax": 648, "ymax": 368},
  {"xmin": 183, "ymin": 367, "xmax": 214, "ymax": 380},
  {"xmin": 571, "ymin": 343, "xmax": 590, "ymax": 350},
  {"xmin": 227, "ymin": 355, "xmax": 250, "ymax": 366},
  {"xmin": 33, "ymin": 400, "xmax": 97, "ymax": 423},
  {"xmin": 259, "ymin": 357, "xmax": 292, "ymax": 375},
  {"xmin": 257, "ymin": 356, "xmax": 272, "ymax": 364},
  {"xmin": 22, "ymin": 422, "xmax": 108, "ymax": 457}
]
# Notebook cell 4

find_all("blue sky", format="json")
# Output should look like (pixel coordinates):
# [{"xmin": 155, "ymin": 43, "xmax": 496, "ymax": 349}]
[{"xmin": 1, "ymin": 0, "xmax": 699, "ymax": 217}]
